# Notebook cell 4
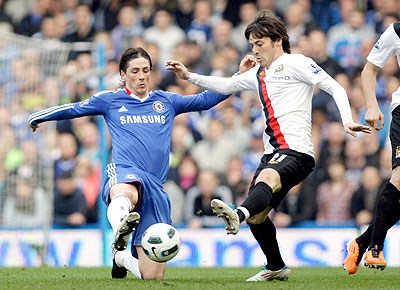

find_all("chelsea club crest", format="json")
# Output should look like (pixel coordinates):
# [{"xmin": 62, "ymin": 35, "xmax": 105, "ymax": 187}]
[{"xmin": 152, "ymin": 101, "xmax": 165, "ymax": 113}]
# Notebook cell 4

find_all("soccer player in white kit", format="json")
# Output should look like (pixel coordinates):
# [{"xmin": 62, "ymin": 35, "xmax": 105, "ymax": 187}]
[
  {"xmin": 344, "ymin": 21, "xmax": 400, "ymax": 274},
  {"xmin": 167, "ymin": 10, "xmax": 371, "ymax": 281}
]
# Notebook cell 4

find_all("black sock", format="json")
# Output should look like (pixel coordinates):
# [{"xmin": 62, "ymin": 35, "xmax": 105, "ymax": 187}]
[
  {"xmin": 355, "ymin": 225, "xmax": 372, "ymax": 253},
  {"xmin": 241, "ymin": 182, "xmax": 273, "ymax": 218},
  {"xmin": 369, "ymin": 182, "xmax": 400, "ymax": 249},
  {"xmin": 236, "ymin": 210, "xmax": 245, "ymax": 223},
  {"xmin": 248, "ymin": 218, "xmax": 285, "ymax": 271}
]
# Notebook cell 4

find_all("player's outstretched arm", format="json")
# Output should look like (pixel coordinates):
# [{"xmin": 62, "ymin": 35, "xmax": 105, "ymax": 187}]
[{"xmin": 361, "ymin": 61, "xmax": 384, "ymax": 130}]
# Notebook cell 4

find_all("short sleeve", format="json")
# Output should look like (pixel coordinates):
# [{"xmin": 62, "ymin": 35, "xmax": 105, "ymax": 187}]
[{"xmin": 367, "ymin": 23, "xmax": 398, "ymax": 68}]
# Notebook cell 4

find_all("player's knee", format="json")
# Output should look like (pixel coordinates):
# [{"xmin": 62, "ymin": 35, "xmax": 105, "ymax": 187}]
[{"xmin": 255, "ymin": 169, "xmax": 282, "ymax": 192}]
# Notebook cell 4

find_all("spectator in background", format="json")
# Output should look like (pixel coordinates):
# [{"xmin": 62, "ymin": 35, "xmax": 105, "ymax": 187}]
[
  {"xmin": 168, "ymin": 121, "xmax": 195, "ymax": 180},
  {"xmin": 32, "ymin": 16, "xmax": 58, "ymax": 40},
  {"xmin": 54, "ymin": 133, "xmax": 78, "ymax": 180},
  {"xmin": 308, "ymin": 29, "xmax": 345, "ymax": 78},
  {"xmin": 175, "ymin": 153, "xmax": 199, "ymax": 193},
  {"xmin": 186, "ymin": 0, "xmax": 213, "ymax": 47},
  {"xmin": 273, "ymin": 181, "xmax": 316, "ymax": 227},
  {"xmin": 64, "ymin": 5, "xmax": 95, "ymax": 43},
  {"xmin": 2, "ymin": 176, "xmax": 48, "ymax": 228},
  {"xmin": 351, "ymin": 166, "xmax": 384, "ymax": 226},
  {"xmin": 224, "ymin": 157, "xmax": 249, "ymax": 206},
  {"xmin": 17, "ymin": 139, "xmax": 45, "ymax": 184},
  {"xmin": 231, "ymin": 2, "xmax": 257, "ymax": 54},
  {"xmin": 344, "ymin": 138, "xmax": 367, "ymax": 187},
  {"xmin": 101, "ymin": 0, "xmax": 122, "ymax": 31},
  {"xmin": 144, "ymin": 9, "xmax": 185, "ymax": 65},
  {"xmin": 205, "ymin": 19, "xmax": 233, "ymax": 57},
  {"xmin": 365, "ymin": 0, "xmax": 385, "ymax": 34},
  {"xmin": 137, "ymin": 0, "xmax": 157, "ymax": 28},
  {"xmin": 163, "ymin": 179, "xmax": 185, "ymax": 225},
  {"xmin": 174, "ymin": 0, "xmax": 194, "ymax": 31},
  {"xmin": 190, "ymin": 118, "xmax": 240, "ymax": 177},
  {"xmin": 256, "ymin": 0, "xmax": 283, "ymax": 19},
  {"xmin": 362, "ymin": 129, "xmax": 381, "ymax": 167},
  {"xmin": 16, "ymin": 0, "xmax": 51, "ymax": 36},
  {"xmin": 60, "ymin": 0, "xmax": 79, "ymax": 35},
  {"xmin": 327, "ymin": 9, "xmax": 375, "ymax": 75},
  {"xmin": 379, "ymin": 147, "xmax": 392, "ymax": 181},
  {"xmin": 54, "ymin": 13, "xmax": 68, "ymax": 40},
  {"xmin": 53, "ymin": 170, "xmax": 87, "ymax": 227},
  {"xmin": 74, "ymin": 155, "xmax": 100, "ymax": 223},
  {"xmin": 0, "ymin": 0, "xmax": 13, "ymax": 30},
  {"xmin": 220, "ymin": 104, "xmax": 251, "ymax": 152},
  {"xmin": 241, "ymin": 133, "xmax": 264, "ymax": 179},
  {"xmin": 317, "ymin": 157, "xmax": 355, "ymax": 223},
  {"xmin": 185, "ymin": 169, "xmax": 233, "ymax": 228},
  {"xmin": 284, "ymin": 2, "xmax": 318, "ymax": 47},
  {"xmin": 313, "ymin": 122, "xmax": 346, "ymax": 188},
  {"xmin": 111, "ymin": 6, "xmax": 144, "ymax": 58},
  {"xmin": 76, "ymin": 120, "xmax": 101, "ymax": 164}
]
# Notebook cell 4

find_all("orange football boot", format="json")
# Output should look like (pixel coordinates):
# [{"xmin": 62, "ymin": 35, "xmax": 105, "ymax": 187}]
[
  {"xmin": 364, "ymin": 246, "xmax": 387, "ymax": 270},
  {"xmin": 344, "ymin": 239, "xmax": 362, "ymax": 274}
]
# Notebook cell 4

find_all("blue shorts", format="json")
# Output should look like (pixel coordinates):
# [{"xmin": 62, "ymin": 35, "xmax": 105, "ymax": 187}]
[{"xmin": 102, "ymin": 163, "xmax": 172, "ymax": 258}]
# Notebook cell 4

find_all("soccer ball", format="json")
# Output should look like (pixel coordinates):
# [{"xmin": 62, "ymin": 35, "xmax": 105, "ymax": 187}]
[{"xmin": 141, "ymin": 223, "xmax": 181, "ymax": 262}]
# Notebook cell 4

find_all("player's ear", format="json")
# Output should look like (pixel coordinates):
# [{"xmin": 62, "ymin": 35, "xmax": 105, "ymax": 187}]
[{"xmin": 120, "ymin": 70, "xmax": 126, "ymax": 81}]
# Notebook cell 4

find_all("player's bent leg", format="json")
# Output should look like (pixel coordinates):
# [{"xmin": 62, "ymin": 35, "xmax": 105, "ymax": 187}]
[
  {"xmin": 137, "ymin": 246, "xmax": 167, "ymax": 280},
  {"xmin": 246, "ymin": 265, "xmax": 290, "ymax": 281},
  {"xmin": 211, "ymin": 199, "xmax": 240, "ymax": 234},
  {"xmin": 343, "ymin": 239, "xmax": 366, "ymax": 274}
]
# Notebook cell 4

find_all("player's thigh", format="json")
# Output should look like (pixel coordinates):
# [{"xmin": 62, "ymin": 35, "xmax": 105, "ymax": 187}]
[
  {"xmin": 110, "ymin": 183, "xmax": 139, "ymax": 206},
  {"xmin": 247, "ymin": 206, "xmax": 273, "ymax": 224},
  {"xmin": 137, "ymin": 246, "xmax": 166, "ymax": 280}
]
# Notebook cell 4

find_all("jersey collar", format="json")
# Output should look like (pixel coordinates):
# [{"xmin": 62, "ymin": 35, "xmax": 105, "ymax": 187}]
[{"xmin": 125, "ymin": 87, "xmax": 150, "ymax": 102}]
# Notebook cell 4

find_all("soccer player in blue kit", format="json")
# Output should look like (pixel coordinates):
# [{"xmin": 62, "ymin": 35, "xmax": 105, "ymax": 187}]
[{"xmin": 28, "ymin": 47, "xmax": 253, "ymax": 280}]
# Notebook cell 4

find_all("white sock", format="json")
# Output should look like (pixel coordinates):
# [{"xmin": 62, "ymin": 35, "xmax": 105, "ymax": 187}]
[
  {"xmin": 115, "ymin": 250, "xmax": 142, "ymax": 279},
  {"xmin": 237, "ymin": 206, "xmax": 250, "ymax": 220},
  {"xmin": 107, "ymin": 193, "xmax": 132, "ymax": 235}
]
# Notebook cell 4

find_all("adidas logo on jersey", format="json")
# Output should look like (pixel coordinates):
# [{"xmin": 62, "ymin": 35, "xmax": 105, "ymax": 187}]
[{"xmin": 118, "ymin": 106, "xmax": 128, "ymax": 112}]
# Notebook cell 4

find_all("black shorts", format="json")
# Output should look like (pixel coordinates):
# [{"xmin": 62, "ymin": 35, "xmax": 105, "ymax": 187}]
[
  {"xmin": 249, "ymin": 149, "xmax": 315, "ymax": 209},
  {"xmin": 390, "ymin": 106, "xmax": 400, "ymax": 169}
]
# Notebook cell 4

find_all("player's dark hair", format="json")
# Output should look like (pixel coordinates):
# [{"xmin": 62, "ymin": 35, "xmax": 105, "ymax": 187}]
[
  {"xmin": 245, "ymin": 10, "xmax": 291, "ymax": 54},
  {"xmin": 119, "ymin": 47, "xmax": 153, "ymax": 74}
]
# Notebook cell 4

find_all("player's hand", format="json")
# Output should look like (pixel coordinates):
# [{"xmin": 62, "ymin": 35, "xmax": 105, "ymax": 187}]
[
  {"xmin": 365, "ymin": 106, "xmax": 384, "ymax": 130},
  {"xmin": 344, "ymin": 122, "xmax": 372, "ymax": 137},
  {"xmin": 29, "ymin": 123, "xmax": 39, "ymax": 132},
  {"xmin": 165, "ymin": 60, "xmax": 190, "ymax": 80},
  {"xmin": 239, "ymin": 55, "xmax": 257, "ymax": 74}
]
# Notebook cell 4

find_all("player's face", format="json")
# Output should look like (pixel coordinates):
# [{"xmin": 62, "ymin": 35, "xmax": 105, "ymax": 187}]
[
  {"xmin": 121, "ymin": 57, "xmax": 151, "ymax": 98},
  {"xmin": 248, "ymin": 34, "xmax": 283, "ymax": 68}
]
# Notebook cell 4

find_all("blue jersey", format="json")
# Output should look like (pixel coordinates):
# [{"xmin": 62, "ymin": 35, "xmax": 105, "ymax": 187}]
[{"xmin": 28, "ymin": 88, "xmax": 230, "ymax": 183}]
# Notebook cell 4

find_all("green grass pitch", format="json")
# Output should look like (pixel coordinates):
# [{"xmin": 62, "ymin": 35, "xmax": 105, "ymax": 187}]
[{"xmin": 1, "ymin": 267, "xmax": 399, "ymax": 290}]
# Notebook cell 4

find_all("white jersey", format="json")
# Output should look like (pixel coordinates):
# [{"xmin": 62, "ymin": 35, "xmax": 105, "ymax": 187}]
[
  {"xmin": 188, "ymin": 53, "xmax": 354, "ymax": 158},
  {"xmin": 367, "ymin": 22, "xmax": 400, "ymax": 111}
]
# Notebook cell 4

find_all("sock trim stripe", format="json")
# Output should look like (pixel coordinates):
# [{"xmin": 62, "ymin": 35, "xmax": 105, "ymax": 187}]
[{"xmin": 237, "ymin": 206, "xmax": 250, "ymax": 220}]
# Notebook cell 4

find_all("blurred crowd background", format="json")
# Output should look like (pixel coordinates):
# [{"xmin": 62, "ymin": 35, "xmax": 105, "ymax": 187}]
[{"xmin": 0, "ymin": 0, "xmax": 399, "ymax": 230}]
